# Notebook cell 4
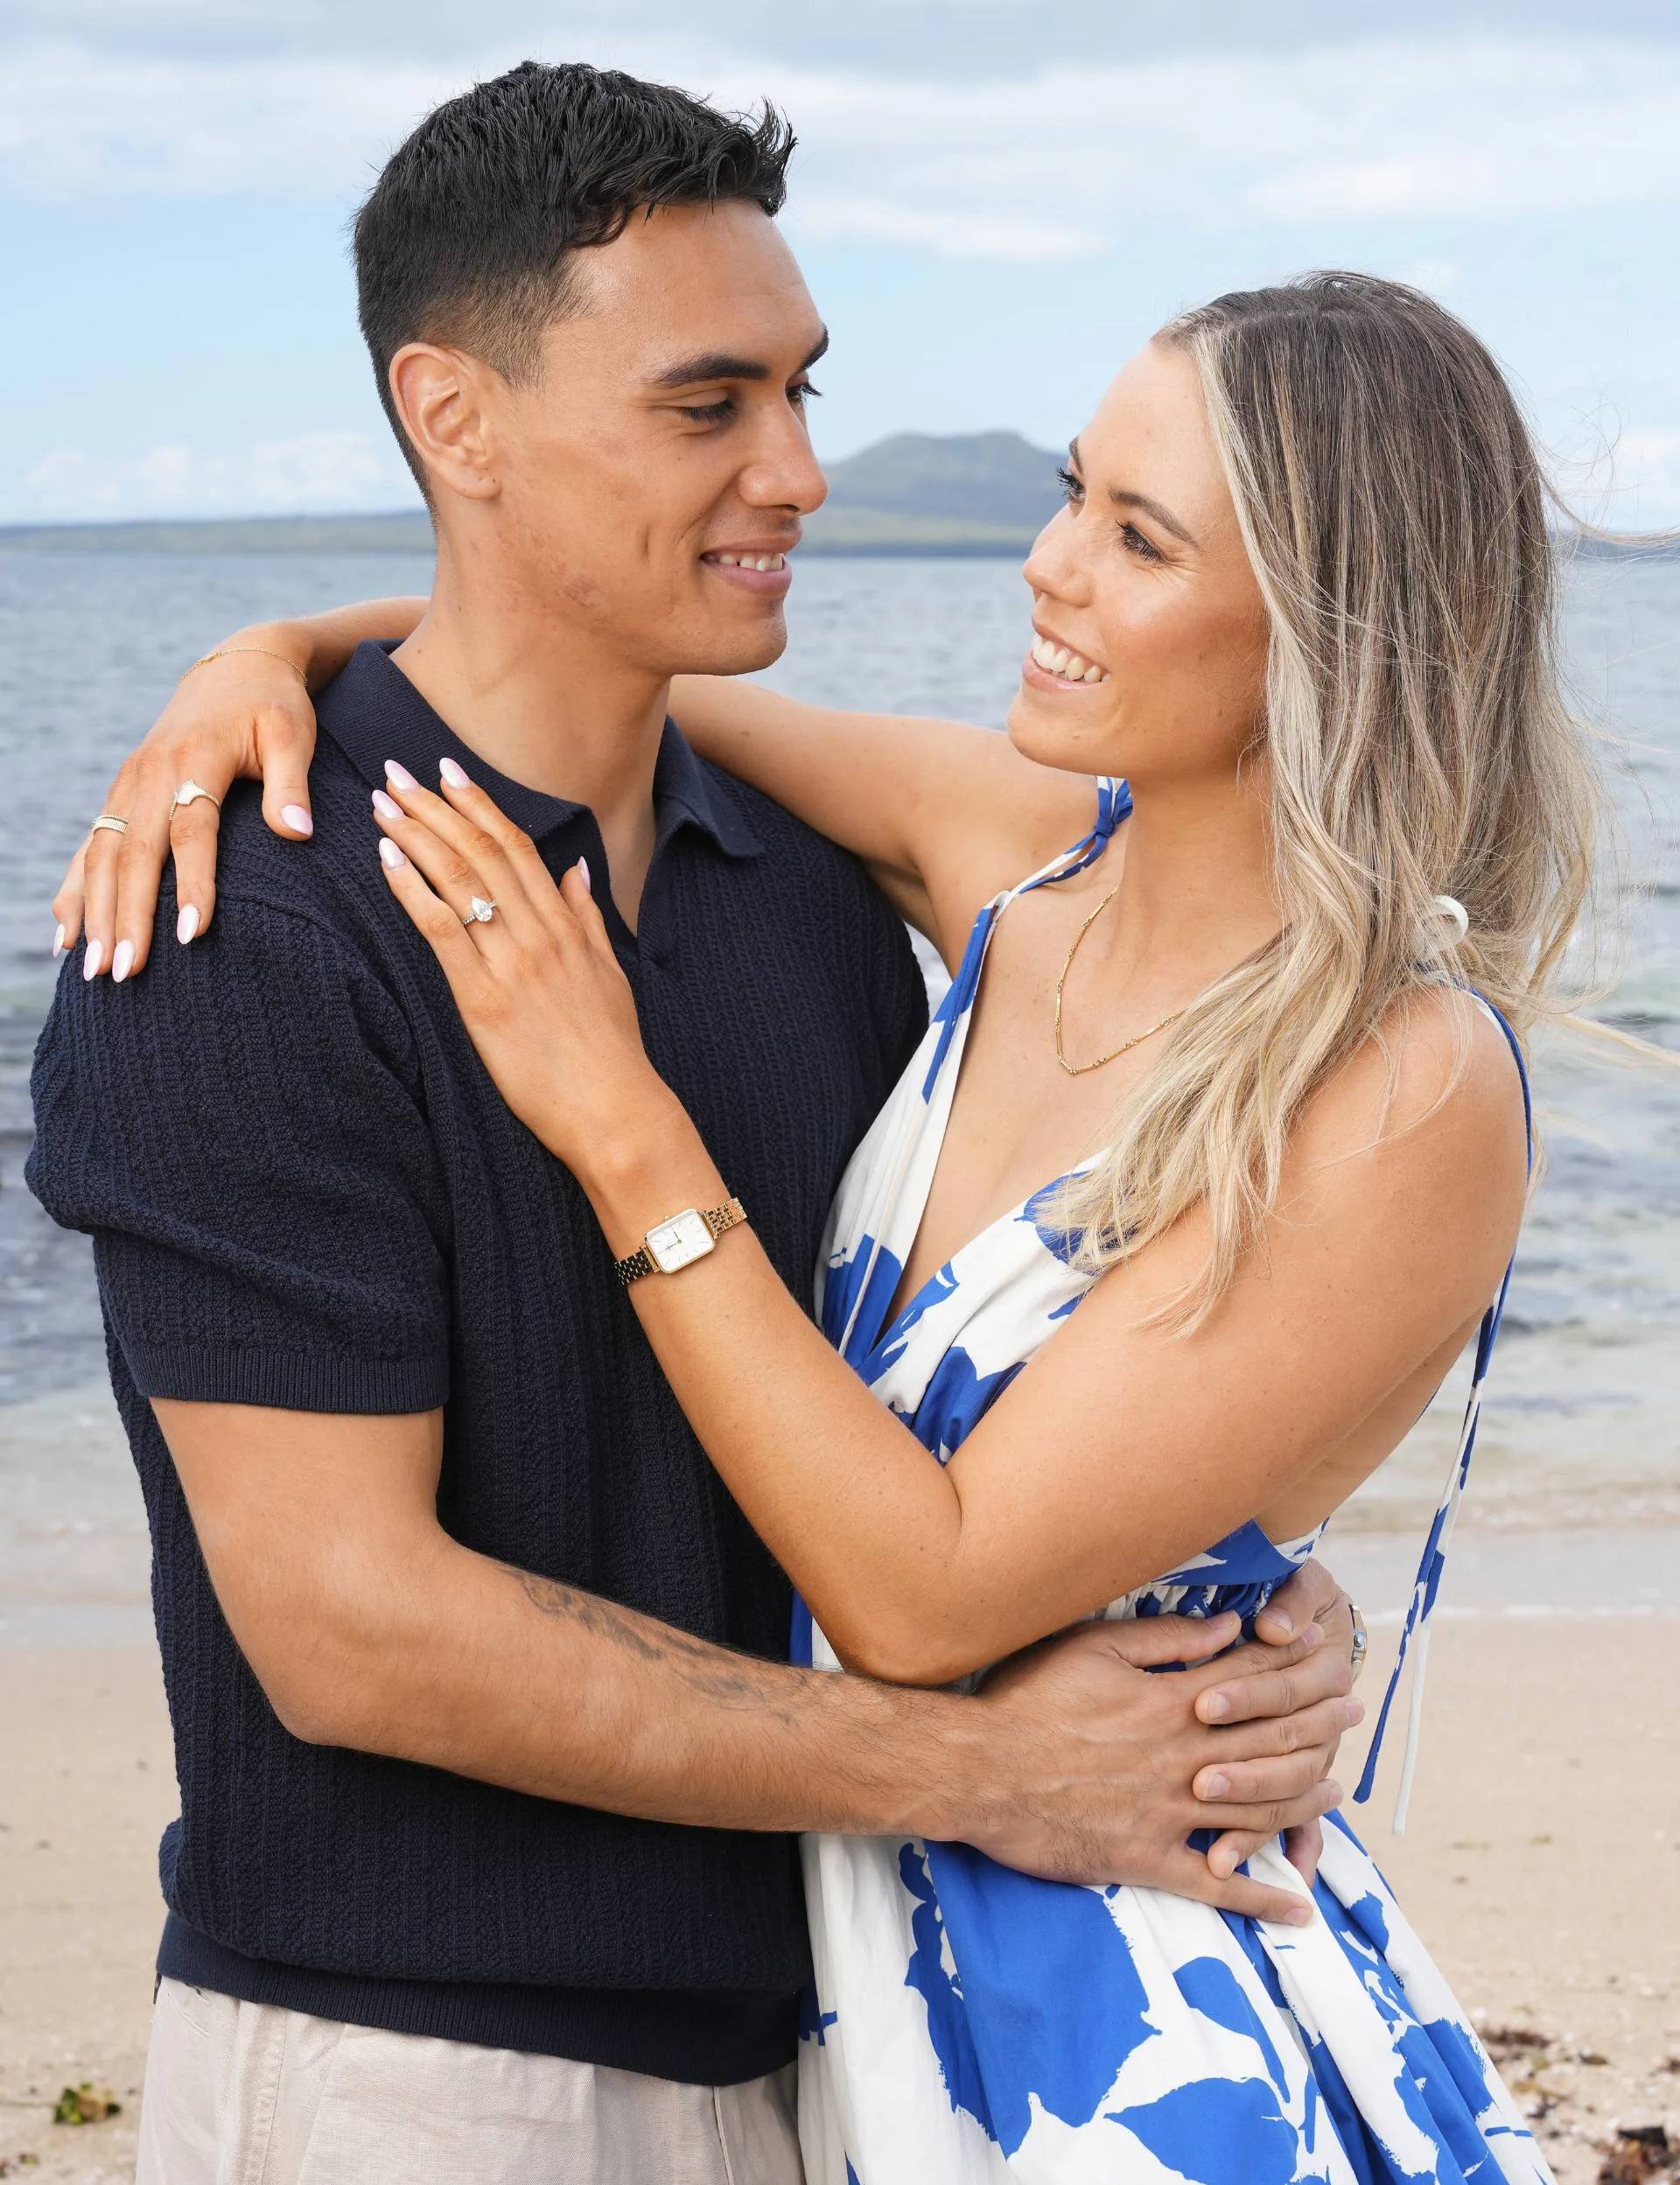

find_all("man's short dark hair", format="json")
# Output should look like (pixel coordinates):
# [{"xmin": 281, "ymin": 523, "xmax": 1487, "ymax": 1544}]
[{"xmin": 354, "ymin": 60, "xmax": 795, "ymax": 490}]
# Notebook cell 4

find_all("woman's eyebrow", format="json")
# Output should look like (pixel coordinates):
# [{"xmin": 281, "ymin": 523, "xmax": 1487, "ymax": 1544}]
[
  {"xmin": 1067, "ymin": 438, "xmax": 1197, "ymax": 548},
  {"xmin": 1110, "ymin": 487, "xmax": 1197, "ymax": 548}
]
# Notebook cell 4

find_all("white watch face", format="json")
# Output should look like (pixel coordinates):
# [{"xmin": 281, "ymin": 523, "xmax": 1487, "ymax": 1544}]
[{"xmin": 646, "ymin": 1208, "xmax": 715, "ymax": 1275}]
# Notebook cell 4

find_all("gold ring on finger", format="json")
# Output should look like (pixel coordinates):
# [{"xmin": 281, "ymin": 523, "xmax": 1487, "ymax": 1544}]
[
  {"xmin": 91, "ymin": 815, "xmax": 130, "ymax": 837},
  {"xmin": 172, "ymin": 779, "xmax": 223, "ymax": 815},
  {"xmin": 464, "ymin": 896, "xmax": 498, "ymax": 925}
]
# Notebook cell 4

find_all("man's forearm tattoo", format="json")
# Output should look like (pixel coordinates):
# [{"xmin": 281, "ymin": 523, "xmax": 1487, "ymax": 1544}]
[{"xmin": 508, "ymin": 1565, "xmax": 786, "ymax": 1711}]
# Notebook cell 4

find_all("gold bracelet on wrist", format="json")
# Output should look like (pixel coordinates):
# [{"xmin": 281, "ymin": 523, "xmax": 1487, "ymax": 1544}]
[{"xmin": 178, "ymin": 646, "xmax": 309, "ymax": 687}]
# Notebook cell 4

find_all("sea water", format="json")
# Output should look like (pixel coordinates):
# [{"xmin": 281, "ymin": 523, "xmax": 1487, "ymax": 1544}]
[{"xmin": 0, "ymin": 550, "xmax": 1676, "ymax": 1634}]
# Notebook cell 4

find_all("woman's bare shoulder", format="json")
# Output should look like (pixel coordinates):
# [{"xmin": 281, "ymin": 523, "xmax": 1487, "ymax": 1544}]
[{"xmin": 1293, "ymin": 984, "xmax": 1529, "ymax": 1201}]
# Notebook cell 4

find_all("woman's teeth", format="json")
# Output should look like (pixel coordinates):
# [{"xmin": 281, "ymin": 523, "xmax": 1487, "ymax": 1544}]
[
  {"xmin": 1031, "ymin": 634, "xmax": 1110, "ymax": 684},
  {"xmin": 709, "ymin": 551, "xmax": 787, "ymax": 571}
]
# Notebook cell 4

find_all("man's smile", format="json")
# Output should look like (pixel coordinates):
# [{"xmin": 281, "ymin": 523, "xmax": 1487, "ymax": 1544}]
[{"xmin": 700, "ymin": 542, "xmax": 795, "ymax": 595}]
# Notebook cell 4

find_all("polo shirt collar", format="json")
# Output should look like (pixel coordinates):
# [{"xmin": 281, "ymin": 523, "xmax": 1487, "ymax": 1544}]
[
  {"xmin": 318, "ymin": 641, "xmax": 761, "ymax": 860},
  {"xmin": 649, "ymin": 707, "xmax": 763, "ymax": 859}
]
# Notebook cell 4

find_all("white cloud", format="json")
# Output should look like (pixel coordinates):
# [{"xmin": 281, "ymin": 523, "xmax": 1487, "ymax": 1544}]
[
  {"xmin": 790, "ymin": 192, "xmax": 1101, "ymax": 263},
  {"xmin": 5, "ymin": 33, "xmax": 1680, "ymax": 253},
  {"xmin": 21, "ymin": 431, "xmax": 416, "ymax": 519},
  {"xmin": 0, "ymin": 46, "xmax": 458, "ymax": 199}
]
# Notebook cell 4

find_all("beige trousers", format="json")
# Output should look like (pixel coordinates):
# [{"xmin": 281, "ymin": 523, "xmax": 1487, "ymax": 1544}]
[{"xmin": 137, "ymin": 1978, "xmax": 803, "ymax": 2185}]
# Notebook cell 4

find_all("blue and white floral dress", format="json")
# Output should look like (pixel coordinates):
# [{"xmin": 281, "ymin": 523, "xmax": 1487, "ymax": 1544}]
[{"xmin": 793, "ymin": 780, "xmax": 1550, "ymax": 2185}]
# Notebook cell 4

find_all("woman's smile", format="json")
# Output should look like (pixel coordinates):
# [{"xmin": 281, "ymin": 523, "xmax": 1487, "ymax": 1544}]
[{"xmin": 1023, "ymin": 627, "xmax": 1112, "ymax": 690}]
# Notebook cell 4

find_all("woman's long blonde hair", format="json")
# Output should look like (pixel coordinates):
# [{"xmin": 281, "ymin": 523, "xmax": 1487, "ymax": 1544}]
[{"xmin": 1053, "ymin": 271, "xmax": 1604, "ymax": 1323}]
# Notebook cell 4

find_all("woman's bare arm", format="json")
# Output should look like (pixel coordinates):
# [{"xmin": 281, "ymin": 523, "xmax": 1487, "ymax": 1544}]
[
  {"xmin": 374, "ymin": 766, "xmax": 1530, "ymax": 1691},
  {"xmin": 60, "ymin": 599, "xmax": 1093, "ymax": 980},
  {"xmin": 670, "ymin": 676, "xmax": 1095, "ymax": 964},
  {"xmin": 584, "ymin": 998, "xmax": 1525, "ymax": 1686},
  {"xmin": 57, "ymin": 596, "xmax": 426, "ymax": 978}
]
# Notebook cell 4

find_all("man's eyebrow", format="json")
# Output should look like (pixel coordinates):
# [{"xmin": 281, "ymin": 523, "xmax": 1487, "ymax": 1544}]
[{"xmin": 648, "ymin": 327, "xmax": 830, "ymax": 391}]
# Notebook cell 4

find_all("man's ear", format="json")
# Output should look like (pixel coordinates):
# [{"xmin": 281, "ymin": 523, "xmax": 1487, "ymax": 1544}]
[{"xmin": 388, "ymin": 344, "xmax": 503, "ymax": 504}]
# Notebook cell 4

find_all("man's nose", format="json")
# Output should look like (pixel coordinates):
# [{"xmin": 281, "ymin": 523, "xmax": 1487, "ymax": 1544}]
[{"xmin": 738, "ymin": 410, "xmax": 829, "ymax": 516}]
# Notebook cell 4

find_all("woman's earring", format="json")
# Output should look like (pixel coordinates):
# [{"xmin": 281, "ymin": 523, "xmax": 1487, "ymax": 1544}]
[{"xmin": 1432, "ymin": 893, "xmax": 1470, "ymax": 942}]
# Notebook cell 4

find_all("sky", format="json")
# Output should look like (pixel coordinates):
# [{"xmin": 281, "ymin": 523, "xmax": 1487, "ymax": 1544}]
[{"xmin": 5, "ymin": 0, "xmax": 1680, "ymax": 526}]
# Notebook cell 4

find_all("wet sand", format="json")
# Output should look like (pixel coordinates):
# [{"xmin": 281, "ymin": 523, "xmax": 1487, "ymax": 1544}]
[{"xmin": 0, "ymin": 1615, "xmax": 1675, "ymax": 2182}]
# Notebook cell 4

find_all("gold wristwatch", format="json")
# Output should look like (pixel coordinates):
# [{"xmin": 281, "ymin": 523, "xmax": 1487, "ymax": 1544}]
[{"xmin": 615, "ymin": 1198, "xmax": 747, "ymax": 1286}]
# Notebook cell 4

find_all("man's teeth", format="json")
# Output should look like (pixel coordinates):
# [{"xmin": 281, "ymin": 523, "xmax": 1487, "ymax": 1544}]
[
  {"xmin": 710, "ymin": 551, "xmax": 787, "ymax": 571},
  {"xmin": 1031, "ymin": 634, "xmax": 1110, "ymax": 683}
]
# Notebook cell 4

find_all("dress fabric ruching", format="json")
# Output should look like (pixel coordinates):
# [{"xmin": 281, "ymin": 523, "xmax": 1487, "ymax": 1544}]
[{"xmin": 793, "ymin": 779, "xmax": 1551, "ymax": 2185}]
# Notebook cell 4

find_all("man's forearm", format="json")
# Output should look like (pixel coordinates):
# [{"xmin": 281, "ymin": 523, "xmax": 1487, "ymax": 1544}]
[
  {"xmin": 161, "ymin": 1392, "xmax": 1350, "ymax": 1911},
  {"xmin": 312, "ymin": 1534, "xmax": 984, "ymax": 1843},
  {"xmin": 298, "ymin": 1536, "xmax": 1348, "ymax": 1918},
  {"xmin": 163, "ymin": 1395, "xmax": 979, "ymax": 1844}
]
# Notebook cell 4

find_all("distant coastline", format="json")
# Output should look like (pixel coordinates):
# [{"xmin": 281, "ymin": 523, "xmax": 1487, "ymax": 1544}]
[
  {"xmin": 2, "ymin": 428, "xmax": 1674, "ymax": 559},
  {"xmin": 6, "ymin": 509, "xmax": 1671, "ymax": 561},
  {"xmin": 0, "ymin": 508, "xmax": 1045, "ymax": 557}
]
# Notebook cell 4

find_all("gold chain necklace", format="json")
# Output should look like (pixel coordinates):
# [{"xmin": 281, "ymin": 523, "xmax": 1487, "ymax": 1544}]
[{"xmin": 1054, "ymin": 886, "xmax": 1191, "ymax": 1076}]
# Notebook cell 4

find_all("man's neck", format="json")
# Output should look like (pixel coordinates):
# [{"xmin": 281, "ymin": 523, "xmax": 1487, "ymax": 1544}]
[{"xmin": 389, "ymin": 548, "xmax": 670, "ymax": 927}]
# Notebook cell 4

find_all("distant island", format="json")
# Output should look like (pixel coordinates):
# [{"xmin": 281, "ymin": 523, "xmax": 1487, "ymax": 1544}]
[
  {"xmin": 1, "ymin": 430, "xmax": 1673, "ymax": 559},
  {"xmin": 0, "ymin": 432, "xmax": 1064, "ymax": 558}
]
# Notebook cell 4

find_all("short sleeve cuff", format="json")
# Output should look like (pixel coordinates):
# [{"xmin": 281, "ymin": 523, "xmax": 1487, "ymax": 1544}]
[{"xmin": 122, "ymin": 1339, "xmax": 449, "ymax": 1416}]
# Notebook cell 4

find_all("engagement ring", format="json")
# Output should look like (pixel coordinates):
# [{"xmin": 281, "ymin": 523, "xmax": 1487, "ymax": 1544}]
[{"xmin": 466, "ymin": 897, "xmax": 498, "ymax": 925}]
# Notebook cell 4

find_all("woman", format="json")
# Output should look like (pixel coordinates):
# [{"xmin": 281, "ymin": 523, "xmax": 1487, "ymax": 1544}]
[{"xmin": 60, "ymin": 276, "xmax": 1586, "ymax": 2181}]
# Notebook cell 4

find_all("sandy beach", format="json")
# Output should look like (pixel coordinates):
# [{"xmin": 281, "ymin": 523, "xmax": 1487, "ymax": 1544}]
[
  {"xmin": 2, "ymin": 1374, "xmax": 1676, "ymax": 2181},
  {"xmin": 0, "ymin": 1607, "xmax": 1674, "ymax": 2181}
]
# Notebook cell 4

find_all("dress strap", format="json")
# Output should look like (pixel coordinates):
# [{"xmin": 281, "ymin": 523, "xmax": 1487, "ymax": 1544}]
[
  {"xmin": 1028, "ymin": 774, "xmax": 1132, "ymax": 893},
  {"xmin": 1352, "ymin": 991, "xmax": 1534, "ymax": 1831},
  {"xmin": 919, "ymin": 777, "xmax": 1132, "ymax": 1102}
]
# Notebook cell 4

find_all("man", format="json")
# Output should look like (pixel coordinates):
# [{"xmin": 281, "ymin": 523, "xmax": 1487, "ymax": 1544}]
[{"xmin": 33, "ymin": 62, "xmax": 1355, "ymax": 2185}]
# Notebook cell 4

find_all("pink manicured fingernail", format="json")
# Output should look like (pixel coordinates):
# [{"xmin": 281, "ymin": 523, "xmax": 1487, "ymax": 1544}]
[
  {"xmin": 373, "ymin": 789, "xmax": 402, "ymax": 820},
  {"xmin": 578, "ymin": 857, "xmax": 591, "ymax": 893},
  {"xmin": 82, "ymin": 938, "xmax": 104, "ymax": 980},
  {"xmin": 111, "ymin": 939, "xmax": 135, "ymax": 984},
  {"xmin": 439, "ymin": 757, "xmax": 471, "ymax": 788},
  {"xmin": 385, "ymin": 760, "xmax": 418, "ymax": 791},
  {"xmin": 379, "ymin": 838, "xmax": 407, "ymax": 871},
  {"xmin": 177, "ymin": 904, "xmax": 200, "ymax": 945},
  {"xmin": 52, "ymin": 923, "xmax": 66, "ymax": 959},
  {"xmin": 281, "ymin": 803, "xmax": 313, "ymax": 837}
]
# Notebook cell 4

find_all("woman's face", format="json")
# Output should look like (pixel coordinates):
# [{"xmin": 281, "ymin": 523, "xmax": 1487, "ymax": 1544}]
[{"xmin": 1007, "ymin": 340, "xmax": 1271, "ymax": 795}]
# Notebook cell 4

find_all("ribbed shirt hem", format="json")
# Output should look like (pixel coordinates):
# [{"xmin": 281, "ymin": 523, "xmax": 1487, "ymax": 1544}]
[
  {"xmin": 125, "ymin": 1340, "xmax": 450, "ymax": 1414},
  {"xmin": 158, "ymin": 1915, "xmax": 800, "ymax": 2087}
]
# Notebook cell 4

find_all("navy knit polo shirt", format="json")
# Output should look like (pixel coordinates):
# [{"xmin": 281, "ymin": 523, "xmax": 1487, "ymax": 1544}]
[{"xmin": 28, "ymin": 641, "xmax": 928, "ymax": 2086}]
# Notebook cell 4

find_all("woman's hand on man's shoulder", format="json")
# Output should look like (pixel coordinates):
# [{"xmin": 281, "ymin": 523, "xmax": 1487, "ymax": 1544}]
[{"xmin": 55, "ymin": 634, "xmax": 319, "ymax": 984}]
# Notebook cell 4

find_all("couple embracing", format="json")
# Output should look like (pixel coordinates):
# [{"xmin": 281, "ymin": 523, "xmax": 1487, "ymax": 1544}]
[{"xmin": 34, "ymin": 58, "xmax": 1583, "ymax": 2185}]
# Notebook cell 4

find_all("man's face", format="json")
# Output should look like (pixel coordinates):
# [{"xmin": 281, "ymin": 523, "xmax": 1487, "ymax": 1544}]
[{"xmin": 478, "ymin": 200, "xmax": 829, "ymax": 678}]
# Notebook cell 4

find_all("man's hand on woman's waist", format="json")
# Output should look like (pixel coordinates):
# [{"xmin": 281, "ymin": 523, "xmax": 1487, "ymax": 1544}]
[{"xmin": 948, "ymin": 1583, "xmax": 1356, "ymax": 1919}]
